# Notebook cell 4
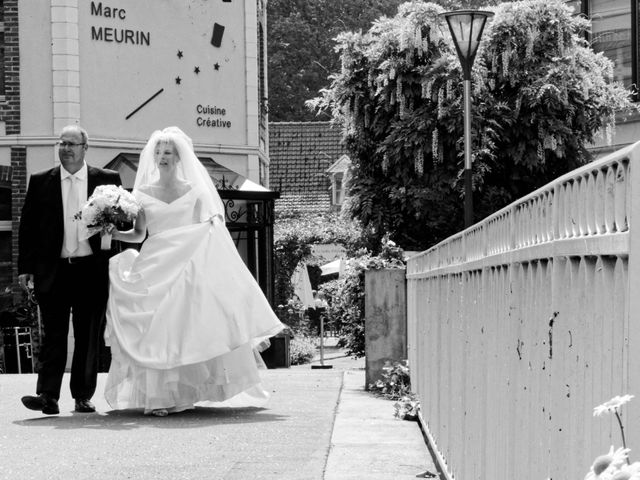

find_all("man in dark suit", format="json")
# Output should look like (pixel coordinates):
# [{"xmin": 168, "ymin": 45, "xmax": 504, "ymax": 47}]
[{"xmin": 18, "ymin": 125, "xmax": 121, "ymax": 415}]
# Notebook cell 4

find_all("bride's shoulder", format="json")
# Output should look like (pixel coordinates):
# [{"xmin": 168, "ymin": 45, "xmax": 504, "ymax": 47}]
[
  {"xmin": 179, "ymin": 180, "xmax": 194, "ymax": 193},
  {"xmin": 190, "ymin": 183, "xmax": 210, "ymax": 197}
]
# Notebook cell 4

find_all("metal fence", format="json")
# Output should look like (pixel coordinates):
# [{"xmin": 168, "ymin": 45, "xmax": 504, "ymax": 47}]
[{"xmin": 406, "ymin": 142, "xmax": 640, "ymax": 480}]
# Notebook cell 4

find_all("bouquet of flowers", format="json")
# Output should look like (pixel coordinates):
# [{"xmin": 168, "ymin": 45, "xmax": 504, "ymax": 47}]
[{"xmin": 74, "ymin": 185, "xmax": 140, "ymax": 250}]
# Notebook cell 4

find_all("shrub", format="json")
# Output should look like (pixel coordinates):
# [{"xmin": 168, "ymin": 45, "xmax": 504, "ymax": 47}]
[
  {"xmin": 275, "ymin": 297, "xmax": 311, "ymax": 334},
  {"xmin": 393, "ymin": 395, "xmax": 420, "ymax": 422},
  {"xmin": 327, "ymin": 263, "xmax": 365, "ymax": 357},
  {"xmin": 322, "ymin": 237, "xmax": 405, "ymax": 358},
  {"xmin": 369, "ymin": 359, "xmax": 420, "ymax": 421},
  {"xmin": 289, "ymin": 334, "xmax": 318, "ymax": 366},
  {"xmin": 369, "ymin": 359, "xmax": 412, "ymax": 400}
]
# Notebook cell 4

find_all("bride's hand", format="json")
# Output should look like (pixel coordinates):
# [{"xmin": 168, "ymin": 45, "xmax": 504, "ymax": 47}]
[
  {"xmin": 208, "ymin": 215, "xmax": 223, "ymax": 226},
  {"xmin": 104, "ymin": 224, "xmax": 120, "ymax": 239}
]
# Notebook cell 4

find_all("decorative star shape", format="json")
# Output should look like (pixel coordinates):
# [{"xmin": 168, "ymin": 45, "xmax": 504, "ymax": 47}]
[
  {"xmin": 214, "ymin": 63, "xmax": 220, "ymax": 71},
  {"xmin": 177, "ymin": 50, "xmax": 183, "ymax": 59},
  {"xmin": 175, "ymin": 76, "xmax": 182, "ymax": 85},
  {"xmin": 194, "ymin": 66, "xmax": 200, "ymax": 74}
]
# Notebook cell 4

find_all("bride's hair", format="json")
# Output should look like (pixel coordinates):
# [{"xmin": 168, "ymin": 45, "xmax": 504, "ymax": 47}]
[
  {"xmin": 135, "ymin": 126, "xmax": 225, "ymax": 222},
  {"xmin": 151, "ymin": 126, "xmax": 194, "ymax": 155}
]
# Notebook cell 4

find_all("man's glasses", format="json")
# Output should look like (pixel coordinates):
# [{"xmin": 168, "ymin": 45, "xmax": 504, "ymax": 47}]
[{"xmin": 56, "ymin": 141, "xmax": 86, "ymax": 148}]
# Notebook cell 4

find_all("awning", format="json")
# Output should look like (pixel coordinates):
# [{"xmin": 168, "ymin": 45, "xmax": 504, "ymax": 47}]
[
  {"xmin": 320, "ymin": 259, "xmax": 345, "ymax": 277},
  {"xmin": 291, "ymin": 262, "xmax": 314, "ymax": 308}
]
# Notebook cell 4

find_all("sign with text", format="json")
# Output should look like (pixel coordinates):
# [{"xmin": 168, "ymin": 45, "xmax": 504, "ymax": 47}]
[
  {"xmin": 79, "ymin": 1, "xmax": 247, "ymax": 144},
  {"xmin": 311, "ymin": 244, "xmax": 347, "ymax": 263}
]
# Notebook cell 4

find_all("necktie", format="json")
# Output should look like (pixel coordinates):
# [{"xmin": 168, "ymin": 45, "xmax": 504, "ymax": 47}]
[{"xmin": 65, "ymin": 176, "xmax": 80, "ymax": 255}]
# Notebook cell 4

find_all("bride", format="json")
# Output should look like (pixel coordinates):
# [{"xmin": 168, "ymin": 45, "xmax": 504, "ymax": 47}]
[{"xmin": 104, "ymin": 126, "xmax": 284, "ymax": 416}]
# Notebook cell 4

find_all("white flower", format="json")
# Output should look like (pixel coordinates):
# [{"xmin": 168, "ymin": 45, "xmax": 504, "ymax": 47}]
[
  {"xmin": 594, "ymin": 395, "xmax": 635, "ymax": 417},
  {"xmin": 611, "ymin": 462, "xmax": 640, "ymax": 480},
  {"xmin": 585, "ymin": 446, "xmax": 630, "ymax": 480},
  {"xmin": 75, "ymin": 185, "xmax": 140, "ymax": 237}
]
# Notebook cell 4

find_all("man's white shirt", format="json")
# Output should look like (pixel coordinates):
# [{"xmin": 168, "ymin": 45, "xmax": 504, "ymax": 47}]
[{"xmin": 60, "ymin": 163, "xmax": 92, "ymax": 257}]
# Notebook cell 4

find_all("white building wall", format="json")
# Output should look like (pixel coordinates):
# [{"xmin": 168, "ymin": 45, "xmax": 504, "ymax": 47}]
[
  {"xmin": 11, "ymin": 0, "xmax": 266, "ymax": 181},
  {"xmin": 19, "ymin": 1, "xmax": 54, "ymax": 136}
]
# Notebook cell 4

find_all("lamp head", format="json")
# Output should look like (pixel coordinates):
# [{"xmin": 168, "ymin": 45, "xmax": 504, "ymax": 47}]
[{"xmin": 441, "ymin": 10, "xmax": 494, "ymax": 80}]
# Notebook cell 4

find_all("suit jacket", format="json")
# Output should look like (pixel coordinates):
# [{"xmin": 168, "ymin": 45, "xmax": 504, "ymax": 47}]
[{"xmin": 18, "ymin": 164, "xmax": 122, "ymax": 295}]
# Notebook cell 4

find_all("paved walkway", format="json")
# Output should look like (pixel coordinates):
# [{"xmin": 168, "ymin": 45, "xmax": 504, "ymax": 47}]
[{"xmin": 0, "ymin": 343, "xmax": 437, "ymax": 479}]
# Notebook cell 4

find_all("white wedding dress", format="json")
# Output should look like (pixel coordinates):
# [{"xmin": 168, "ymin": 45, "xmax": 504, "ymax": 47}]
[{"xmin": 104, "ymin": 186, "xmax": 284, "ymax": 413}]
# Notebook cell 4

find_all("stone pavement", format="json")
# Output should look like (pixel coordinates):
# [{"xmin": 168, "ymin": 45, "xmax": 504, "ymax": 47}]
[
  {"xmin": 307, "ymin": 341, "xmax": 436, "ymax": 480},
  {"xmin": 0, "ymin": 342, "xmax": 437, "ymax": 480}
]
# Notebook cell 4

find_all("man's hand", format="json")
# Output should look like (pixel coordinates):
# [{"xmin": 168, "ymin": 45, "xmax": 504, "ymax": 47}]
[{"xmin": 18, "ymin": 273, "xmax": 34, "ymax": 292}]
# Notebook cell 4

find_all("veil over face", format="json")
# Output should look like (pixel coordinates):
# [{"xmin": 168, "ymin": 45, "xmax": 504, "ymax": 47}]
[{"xmin": 135, "ymin": 126, "xmax": 225, "ymax": 222}]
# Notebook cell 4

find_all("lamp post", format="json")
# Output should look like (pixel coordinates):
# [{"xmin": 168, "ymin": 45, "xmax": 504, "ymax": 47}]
[{"xmin": 441, "ymin": 10, "xmax": 493, "ymax": 228}]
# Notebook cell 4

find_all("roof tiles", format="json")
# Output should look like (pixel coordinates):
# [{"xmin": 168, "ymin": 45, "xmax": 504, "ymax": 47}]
[{"xmin": 269, "ymin": 122, "xmax": 346, "ymax": 214}]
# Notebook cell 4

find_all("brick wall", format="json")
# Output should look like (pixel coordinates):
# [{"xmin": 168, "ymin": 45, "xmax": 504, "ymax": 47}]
[
  {"xmin": 4, "ymin": 0, "xmax": 22, "ymax": 305},
  {"xmin": 3, "ymin": 0, "xmax": 21, "ymax": 134},
  {"xmin": 11, "ymin": 146, "xmax": 25, "ymax": 295}
]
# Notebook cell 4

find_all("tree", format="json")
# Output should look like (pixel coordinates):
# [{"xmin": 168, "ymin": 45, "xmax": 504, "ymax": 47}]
[
  {"xmin": 267, "ymin": 0, "xmax": 405, "ymax": 121},
  {"xmin": 309, "ymin": 0, "xmax": 636, "ymax": 251}
]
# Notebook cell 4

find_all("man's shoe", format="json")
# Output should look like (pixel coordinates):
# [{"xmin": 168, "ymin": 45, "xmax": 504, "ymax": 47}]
[
  {"xmin": 74, "ymin": 399, "xmax": 96, "ymax": 413},
  {"xmin": 21, "ymin": 394, "xmax": 59, "ymax": 415}
]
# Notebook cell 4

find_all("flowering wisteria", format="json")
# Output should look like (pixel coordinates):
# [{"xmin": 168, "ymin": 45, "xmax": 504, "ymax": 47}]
[{"xmin": 307, "ymin": 0, "xmax": 636, "ymax": 250}]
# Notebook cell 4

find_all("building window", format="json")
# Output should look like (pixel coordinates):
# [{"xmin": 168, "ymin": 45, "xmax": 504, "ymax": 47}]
[
  {"xmin": 0, "ymin": 229, "xmax": 9, "ymax": 263},
  {"xmin": 0, "ymin": 163, "xmax": 11, "ymax": 304},
  {"xmin": 326, "ymin": 155, "xmax": 351, "ymax": 208},
  {"xmin": 331, "ymin": 172, "xmax": 345, "ymax": 206},
  {"xmin": 257, "ymin": 19, "xmax": 267, "ymax": 151},
  {"xmin": 0, "ymin": 179, "xmax": 11, "ymax": 265},
  {"xmin": 590, "ymin": 0, "xmax": 633, "ymax": 87},
  {"xmin": 570, "ymin": 0, "xmax": 635, "ymax": 90}
]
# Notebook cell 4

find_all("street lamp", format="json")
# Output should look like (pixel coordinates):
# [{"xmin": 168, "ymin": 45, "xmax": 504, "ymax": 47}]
[{"xmin": 441, "ymin": 10, "xmax": 493, "ymax": 228}]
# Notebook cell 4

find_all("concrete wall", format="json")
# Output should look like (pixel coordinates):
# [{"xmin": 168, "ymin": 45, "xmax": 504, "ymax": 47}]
[
  {"xmin": 364, "ymin": 268, "xmax": 407, "ymax": 388},
  {"xmin": 406, "ymin": 141, "xmax": 640, "ymax": 480}
]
